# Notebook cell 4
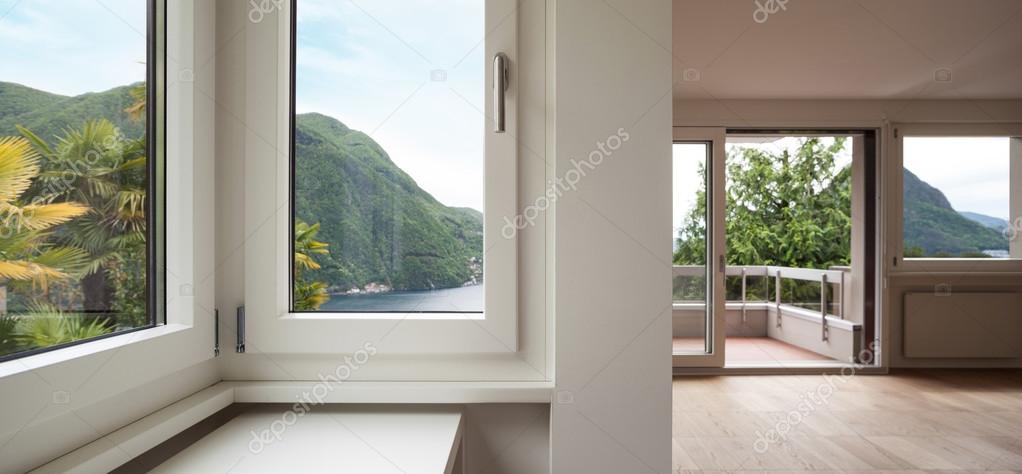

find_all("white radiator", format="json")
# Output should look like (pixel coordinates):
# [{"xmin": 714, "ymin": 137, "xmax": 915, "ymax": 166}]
[{"xmin": 904, "ymin": 292, "xmax": 1022, "ymax": 358}]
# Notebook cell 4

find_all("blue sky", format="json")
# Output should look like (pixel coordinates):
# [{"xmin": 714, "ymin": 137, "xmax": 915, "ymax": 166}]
[
  {"xmin": 904, "ymin": 137, "xmax": 1009, "ymax": 220},
  {"xmin": 0, "ymin": 0, "xmax": 146, "ymax": 96},
  {"xmin": 1, "ymin": 0, "xmax": 485, "ymax": 211},
  {"xmin": 296, "ymin": 0, "xmax": 486, "ymax": 211}
]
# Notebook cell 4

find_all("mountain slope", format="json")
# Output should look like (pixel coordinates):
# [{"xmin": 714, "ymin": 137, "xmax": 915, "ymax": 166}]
[
  {"xmin": 959, "ymin": 211, "xmax": 1008, "ymax": 231},
  {"xmin": 1, "ymin": 82, "xmax": 483, "ymax": 292},
  {"xmin": 903, "ymin": 169, "xmax": 1007, "ymax": 255},
  {"xmin": 0, "ymin": 81, "xmax": 144, "ymax": 140},
  {"xmin": 0, "ymin": 82, "xmax": 65, "ymax": 118},
  {"xmin": 294, "ymin": 113, "xmax": 482, "ymax": 291}
]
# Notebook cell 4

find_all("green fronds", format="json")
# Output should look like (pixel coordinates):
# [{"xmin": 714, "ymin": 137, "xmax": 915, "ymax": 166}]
[
  {"xmin": 14, "ymin": 304, "xmax": 112, "ymax": 348},
  {"xmin": 1, "ymin": 134, "xmax": 91, "ymax": 286},
  {"xmin": 0, "ymin": 137, "xmax": 41, "ymax": 203},
  {"xmin": 293, "ymin": 219, "xmax": 332, "ymax": 310}
]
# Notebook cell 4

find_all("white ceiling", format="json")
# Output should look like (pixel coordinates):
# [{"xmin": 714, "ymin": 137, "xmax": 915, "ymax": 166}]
[{"xmin": 673, "ymin": 0, "xmax": 1022, "ymax": 99}]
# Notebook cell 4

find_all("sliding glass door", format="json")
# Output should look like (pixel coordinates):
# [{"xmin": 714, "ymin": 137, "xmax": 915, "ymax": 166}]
[
  {"xmin": 672, "ymin": 128, "xmax": 878, "ymax": 369},
  {"xmin": 672, "ymin": 128, "xmax": 725, "ymax": 368}
]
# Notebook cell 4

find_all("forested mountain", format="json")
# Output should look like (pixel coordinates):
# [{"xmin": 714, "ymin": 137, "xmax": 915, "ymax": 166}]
[
  {"xmin": 903, "ymin": 169, "xmax": 1007, "ymax": 256},
  {"xmin": 959, "ymin": 211, "xmax": 1009, "ymax": 231},
  {"xmin": 0, "ymin": 81, "xmax": 143, "ymax": 139},
  {"xmin": 293, "ymin": 113, "xmax": 482, "ymax": 292},
  {"xmin": 1, "ymin": 82, "xmax": 483, "ymax": 294}
]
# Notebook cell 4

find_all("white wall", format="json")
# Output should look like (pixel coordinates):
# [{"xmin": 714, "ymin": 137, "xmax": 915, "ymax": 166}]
[{"xmin": 551, "ymin": 0, "xmax": 673, "ymax": 472}]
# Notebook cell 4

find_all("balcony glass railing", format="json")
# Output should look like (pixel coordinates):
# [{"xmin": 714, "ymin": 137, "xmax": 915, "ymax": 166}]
[{"xmin": 673, "ymin": 265, "xmax": 848, "ymax": 341}]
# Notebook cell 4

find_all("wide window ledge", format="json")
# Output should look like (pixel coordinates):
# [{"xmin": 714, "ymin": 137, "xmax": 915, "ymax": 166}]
[
  {"xmin": 0, "ymin": 324, "xmax": 190, "ymax": 379},
  {"xmin": 894, "ymin": 258, "xmax": 1022, "ymax": 274},
  {"xmin": 33, "ymin": 380, "xmax": 552, "ymax": 473},
  {"xmin": 284, "ymin": 312, "xmax": 485, "ymax": 321},
  {"xmin": 226, "ymin": 380, "xmax": 554, "ymax": 404}
]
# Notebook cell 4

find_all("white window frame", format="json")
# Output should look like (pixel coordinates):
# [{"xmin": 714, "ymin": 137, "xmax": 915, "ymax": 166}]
[
  {"xmin": 0, "ymin": 0, "xmax": 215, "ymax": 412},
  {"xmin": 242, "ymin": 0, "xmax": 520, "ymax": 354},
  {"xmin": 892, "ymin": 122, "xmax": 1022, "ymax": 273}
]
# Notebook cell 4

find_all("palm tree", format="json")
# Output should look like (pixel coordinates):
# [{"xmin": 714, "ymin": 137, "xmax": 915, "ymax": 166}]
[
  {"xmin": 18, "ymin": 120, "xmax": 147, "ymax": 313},
  {"xmin": 0, "ymin": 136, "xmax": 90, "ymax": 313},
  {"xmin": 294, "ymin": 219, "xmax": 330, "ymax": 310},
  {"xmin": 124, "ymin": 82, "xmax": 146, "ymax": 123},
  {"xmin": 15, "ymin": 303, "xmax": 110, "ymax": 349}
]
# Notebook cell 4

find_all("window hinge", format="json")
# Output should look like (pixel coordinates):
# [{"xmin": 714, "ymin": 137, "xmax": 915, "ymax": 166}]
[
  {"xmin": 236, "ymin": 306, "xmax": 246, "ymax": 354},
  {"xmin": 214, "ymin": 308, "xmax": 220, "ymax": 357},
  {"xmin": 893, "ymin": 128, "xmax": 899, "ymax": 139}
]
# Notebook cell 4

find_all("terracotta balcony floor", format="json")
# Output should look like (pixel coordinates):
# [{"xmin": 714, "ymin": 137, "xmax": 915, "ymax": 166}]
[{"xmin": 674, "ymin": 336, "xmax": 835, "ymax": 365}]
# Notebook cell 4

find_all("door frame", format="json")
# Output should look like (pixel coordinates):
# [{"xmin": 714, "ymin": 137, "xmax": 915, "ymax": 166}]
[
  {"xmin": 672, "ymin": 127, "xmax": 727, "ymax": 368},
  {"xmin": 672, "ymin": 127, "xmax": 882, "ymax": 370}
]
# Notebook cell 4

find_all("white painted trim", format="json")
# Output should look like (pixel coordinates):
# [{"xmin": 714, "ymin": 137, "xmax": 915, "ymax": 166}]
[
  {"xmin": 891, "ymin": 122, "xmax": 1022, "ymax": 273},
  {"xmin": 30, "ymin": 385, "xmax": 234, "ymax": 474},
  {"xmin": 242, "ymin": 0, "xmax": 523, "ymax": 355},
  {"xmin": 228, "ymin": 381, "xmax": 554, "ymax": 404},
  {"xmin": 0, "ymin": 324, "xmax": 189, "ymax": 378},
  {"xmin": 671, "ymin": 127, "xmax": 726, "ymax": 368}
]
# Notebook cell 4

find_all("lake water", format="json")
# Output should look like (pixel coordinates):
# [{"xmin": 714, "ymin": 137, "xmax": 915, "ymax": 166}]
[{"xmin": 320, "ymin": 284, "xmax": 484, "ymax": 312}]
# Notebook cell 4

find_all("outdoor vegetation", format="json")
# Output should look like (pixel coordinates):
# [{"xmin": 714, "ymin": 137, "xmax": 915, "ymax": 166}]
[
  {"xmin": 292, "ymin": 113, "xmax": 483, "ymax": 309},
  {"xmin": 0, "ymin": 82, "xmax": 149, "ymax": 358},
  {"xmin": 674, "ymin": 137, "xmax": 851, "ymax": 307},
  {"xmin": 673, "ymin": 136, "xmax": 1010, "ymax": 310}
]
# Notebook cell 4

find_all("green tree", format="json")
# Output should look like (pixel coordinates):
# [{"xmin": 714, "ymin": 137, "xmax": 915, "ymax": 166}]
[
  {"xmin": 674, "ymin": 138, "xmax": 851, "ymax": 303},
  {"xmin": 14, "ymin": 303, "xmax": 110, "ymax": 349},
  {"xmin": 0, "ymin": 136, "xmax": 90, "ymax": 290},
  {"xmin": 18, "ymin": 120, "xmax": 147, "ymax": 322},
  {"xmin": 0, "ymin": 136, "xmax": 92, "ymax": 356}
]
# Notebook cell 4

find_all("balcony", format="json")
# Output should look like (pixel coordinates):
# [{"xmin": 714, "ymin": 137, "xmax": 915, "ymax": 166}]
[{"xmin": 673, "ymin": 265, "xmax": 863, "ymax": 365}]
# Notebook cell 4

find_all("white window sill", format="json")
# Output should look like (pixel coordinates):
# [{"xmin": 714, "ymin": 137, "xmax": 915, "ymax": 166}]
[
  {"xmin": 893, "ymin": 258, "xmax": 1022, "ymax": 274},
  {"xmin": 0, "ymin": 324, "xmax": 191, "ymax": 379},
  {"xmin": 284, "ymin": 312, "xmax": 485, "ymax": 321}
]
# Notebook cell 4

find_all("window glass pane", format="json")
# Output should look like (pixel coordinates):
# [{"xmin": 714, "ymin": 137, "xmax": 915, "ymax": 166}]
[
  {"xmin": 672, "ymin": 142, "xmax": 709, "ymax": 353},
  {"xmin": 293, "ymin": 0, "xmax": 485, "ymax": 313},
  {"xmin": 725, "ymin": 136, "xmax": 852, "ymax": 269},
  {"xmin": 718, "ymin": 135, "xmax": 853, "ymax": 365},
  {"xmin": 0, "ymin": 0, "xmax": 152, "ymax": 359},
  {"xmin": 903, "ymin": 137, "xmax": 1011, "ymax": 259}
]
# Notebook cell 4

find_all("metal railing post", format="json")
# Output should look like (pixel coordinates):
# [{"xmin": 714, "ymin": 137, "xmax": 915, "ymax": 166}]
[
  {"xmin": 741, "ymin": 267, "xmax": 747, "ymax": 324},
  {"xmin": 839, "ymin": 271, "xmax": 845, "ymax": 319},
  {"xmin": 820, "ymin": 274, "xmax": 829, "ymax": 341},
  {"xmin": 774, "ymin": 270, "xmax": 782, "ymax": 328}
]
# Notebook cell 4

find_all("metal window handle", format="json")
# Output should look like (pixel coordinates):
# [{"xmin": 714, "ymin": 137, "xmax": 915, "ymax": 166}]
[{"xmin": 493, "ymin": 53, "xmax": 509, "ymax": 133}]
